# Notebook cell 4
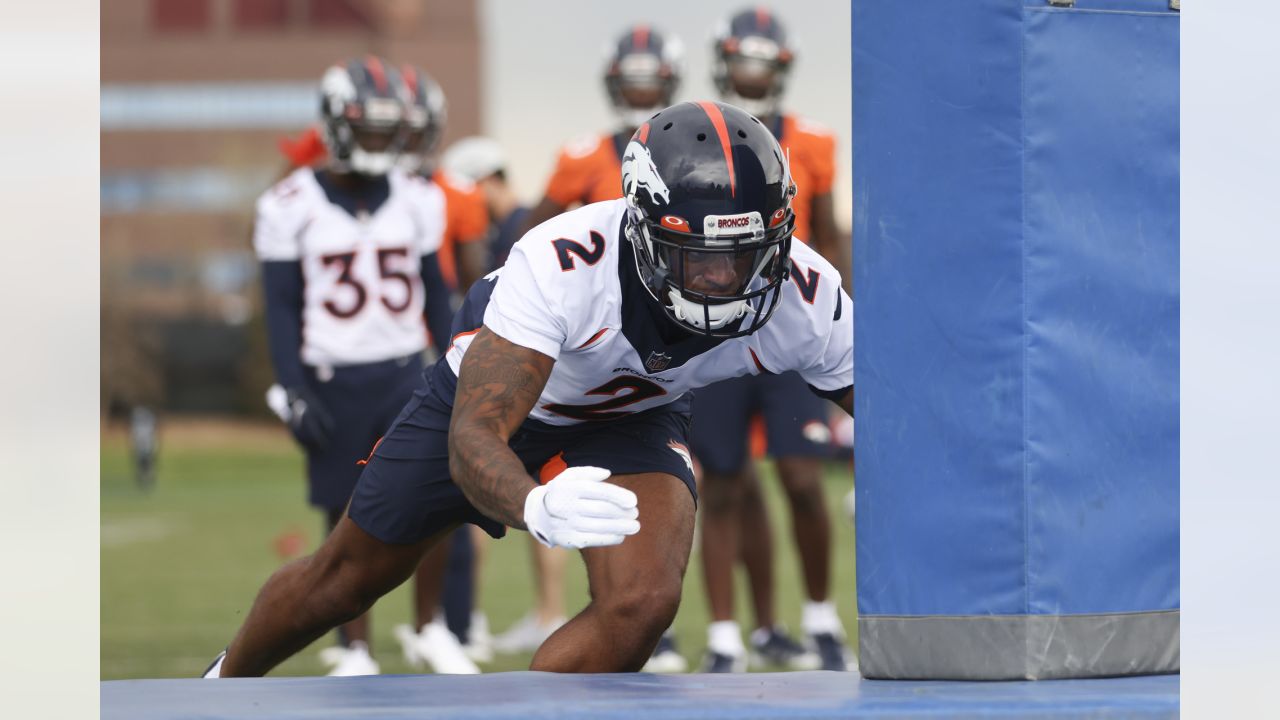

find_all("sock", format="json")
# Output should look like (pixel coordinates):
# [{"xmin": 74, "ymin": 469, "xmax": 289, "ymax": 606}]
[
  {"xmin": 802, "ymin": 601, "xmax": 845, "ymax": 637},
  {"xmin": 707, "ymin": 620, "xmax": 745, "ymax": 657}
]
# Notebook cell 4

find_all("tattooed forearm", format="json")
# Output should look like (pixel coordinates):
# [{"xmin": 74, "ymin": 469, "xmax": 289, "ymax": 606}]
[{"xmin": 448, "ymin": 327, "xmax": 555, "ymax": 529}]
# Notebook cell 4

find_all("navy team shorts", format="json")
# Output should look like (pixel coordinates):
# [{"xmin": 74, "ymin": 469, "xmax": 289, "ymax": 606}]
[
  {"xmin": 347, "ymin": 364, "xmax": 697, "ymax": 546},
  {"xmin": 690, "ymin": 371, "xmax": 831, "ymax": 476},
  {"xmin": 302, "ymin": 354, "xmax": 423, "ymax": 511}
]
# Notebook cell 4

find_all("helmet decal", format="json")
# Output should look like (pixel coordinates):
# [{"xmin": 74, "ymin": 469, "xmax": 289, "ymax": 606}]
[
  {"xmin": 621, "ymin": 140, "xmax": 671, "ymax": 208},
  {"xmin": 695, "ymin": 101, "xmax": 737, "ymax": 197},
  {"xmin": 632, "ymin": 24, "xmax": 650, "ymax": 50},
  {"xmin": 660, "ymin": 215, "xmax": 690, "ymax": 231},
  {"xmin": 365, "ymin": 55, "xmax": 388, "ymax": 93}
]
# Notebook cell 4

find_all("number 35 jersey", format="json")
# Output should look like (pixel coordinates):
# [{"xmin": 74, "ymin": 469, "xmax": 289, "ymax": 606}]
[
  {"xmin": 253, "ymin": 167, "xmax": 444, "ymax": 367},
  {"xmin": 445, "ymin": 198, "xmax": 853, "ymax": 427}
]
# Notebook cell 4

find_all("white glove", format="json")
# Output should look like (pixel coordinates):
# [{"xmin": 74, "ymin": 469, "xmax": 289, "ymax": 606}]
[{"xmin": 523, "ymin": 466, "xmax": 640, "ymax": 549}]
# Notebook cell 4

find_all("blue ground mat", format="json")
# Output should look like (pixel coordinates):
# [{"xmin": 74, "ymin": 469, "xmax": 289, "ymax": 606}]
[{"xmin": 102, "ymin": 671, "xmax": 1179, "ymax": 719}]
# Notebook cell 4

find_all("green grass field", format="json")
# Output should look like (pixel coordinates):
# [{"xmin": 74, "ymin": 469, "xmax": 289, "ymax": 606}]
[{"xmin": 101, "ymin": 420, "xmax": 856, "ymax": 679}]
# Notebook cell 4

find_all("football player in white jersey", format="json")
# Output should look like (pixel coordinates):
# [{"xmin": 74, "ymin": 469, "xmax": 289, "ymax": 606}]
[
  {"xmin": 204, "ymin": 101, "xmax": 851, "ymax": 678},
  {"xmin": 253, "ymin": 56, "xmax": 466, "ymax": 676},
  {"xmin": 694, "ymin": 7, "xmax": 855, "ymax": 673}
]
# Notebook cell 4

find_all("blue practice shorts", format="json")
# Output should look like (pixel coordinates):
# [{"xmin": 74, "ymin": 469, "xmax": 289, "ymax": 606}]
[
  {"xmin": 302, "ymin": 354, "xmax": 424, "ymax": 511},
  {"xmin": 347, "ymin": 363, "xmax": 698, "ymax": 545},
  {"xmin": 690, "ymin": 371, "xmax": 831, "ymax": 475}
]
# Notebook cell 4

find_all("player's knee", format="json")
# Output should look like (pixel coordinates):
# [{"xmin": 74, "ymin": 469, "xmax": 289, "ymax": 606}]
[
  {"xmin": 602, "ymin": 579, "xmax": 682, "ymax": 636},
  {"xmin": 777, "ymin": 459, "xmax": 826, "ymax": 513},
  {"xmin": 700, "ymin": 472, "xmax": 743, "ymax": 514}
]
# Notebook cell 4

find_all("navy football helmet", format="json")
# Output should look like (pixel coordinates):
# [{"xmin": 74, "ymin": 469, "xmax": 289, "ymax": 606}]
[
  {"xmin": 319, "ymin": 56, "xmax": 407, "ymax": 176},
  {"xmin": 604, "ymin": 25, "xmax": 683, "ymax": 130},
  {"xmin": 621, "ymin": 101, "xmax": 796, "ymax": 338},
  {"xmin": 712, "ymin": 8, "xmax": 794, "ymax": 119},
  {"xmin": 397, "ymin": 63, "xmax": 448, "ymax": 173}
]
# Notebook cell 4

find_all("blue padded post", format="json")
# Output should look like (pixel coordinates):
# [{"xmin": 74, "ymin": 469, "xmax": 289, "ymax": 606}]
[{"xmin": 853, "ymin": 0, "xmax": 1179, "ymax": 679}]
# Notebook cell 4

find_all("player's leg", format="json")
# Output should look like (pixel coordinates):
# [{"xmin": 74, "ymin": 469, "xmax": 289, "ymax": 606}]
[
  {"xmin": 736, "ymin": 461, "xmax": 777, "ymax": 630},
  {"xmin": 216, "ymin": 380, "xmax": 505, "ymax": 678},
  {"xmin": 441, "ymin": 526, "xmax": 474, "ymax": 642},
  {"xmin": 220, "ymin": 512, "xmax": 447, "ymax": 677},
  {"xmin": 466, "ymin": 524, "xmax": 494, "ymax": 660},
  {"xmin": 761, "ymin": 371, "xmax": 851, "ymax": 670},
  {"xmin": 396, "ymin": 528, "xmax": 480, "ymax": 673},
  {"xmin": 530, "ymin": 471, "xmax": 695, "ymax": 672},
  {"xmin": 316, "ymin": 505, "xmax": 380, "ymax": 675},
  {"xmin": 492, "ymin": 539, "xmax": 567, "ymax": 654},
  {"xmin": 775, "ymin": 456, "xmax": 831, "ymax": 602},
  {"xmin": 411, "ymin": 536, "xmax": 451, "ymax": 630},
  {"xmin": 690, "ymin": 376, "xmax": 754, "ymax": 670},
  {"xmin": 533, "ymin": 542, "xmax": 568, "ymax": 628},
  {"xmin": 301, "ymin": 364, "xmax": 386, "ymax": 673}
]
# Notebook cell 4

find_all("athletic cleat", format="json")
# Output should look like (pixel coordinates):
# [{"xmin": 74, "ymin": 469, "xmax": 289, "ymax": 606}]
[
  {"xmin": 319, "ymin": 640, "xmax": 380, "ymax": 676},
  {"xmin": 750, "ymin": 626, "xmax": 821, "ymax": 671},
  {"xmin": 491, "ymin": 612, "xmax": 565, "ymax": 655},
  {"xmin": 463, "ymin": 611, "xmax": 494, "ymax": 664},
  {"xmin": 700, "ymin": 650, "xmax": 748, "ymax": 673},
  {"xmin": 810, "ymin": 632, "xmax": 855, "ymax": 672},
  {"xmin": 201, "ymin": 649, "xmax": 226, "ymax": 679},
  {"xmin": 641, "ymin": 631, "xmax": 688, "ymax": 673},
  {"xmin": 396, "ymin": 620, "xmax": 481, "ymax": 674}
]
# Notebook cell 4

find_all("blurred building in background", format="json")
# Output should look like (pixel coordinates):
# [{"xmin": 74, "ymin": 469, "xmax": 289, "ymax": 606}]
[{"xmin": 101, "ymin": 0, "xmax": 482, "ymax": 415}]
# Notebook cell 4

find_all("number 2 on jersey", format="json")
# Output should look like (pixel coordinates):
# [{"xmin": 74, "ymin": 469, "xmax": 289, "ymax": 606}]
[
  {"xmin": 542, "ymin": 375, "xmax": 667, "ymax": 421},
  {"xmin": 553, "ymin": 230, "xmax": 606, "ymax": 271}
]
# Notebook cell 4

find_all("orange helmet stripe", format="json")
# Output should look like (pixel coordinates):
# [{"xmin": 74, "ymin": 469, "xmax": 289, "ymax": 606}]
[
  {"xmin": 633, "ymin": 24, "xmax": 650, "ymax": 50},
  {"xmin": 696, "ymin": 101, "xmax": 737, "ymax": 198},
  {"xmin": 365, "ymin": 55, "xmax": 387, "ymax": 93}
]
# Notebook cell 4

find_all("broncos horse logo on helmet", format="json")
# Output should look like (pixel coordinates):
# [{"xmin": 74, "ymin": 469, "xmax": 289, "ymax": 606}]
[{"xmin": 621, "ymin": 140, "xmax": 672, "ymax": 209}]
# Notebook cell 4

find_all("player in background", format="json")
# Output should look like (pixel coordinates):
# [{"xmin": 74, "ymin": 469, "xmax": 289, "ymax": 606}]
[
  {"xmin": 519, "ymin": 24, "xmax": 683, "ymax": 233},
  {"xmin": 443, "ymin": 137, "xmax": 530, "ymax": 272},
  {"xmin": 498, "ymin": 25, "xmax": 689, "ymax": 670},
  {"xmin": 255, "ymin": 57, "xmax": 472, "ymax": 675},
  {"xmin": 399, "ymin": 134, "xmax": 535, "ymax": 661},
  {"xmin": 386, "ymin": 64, "xmax": 491, "ymax": 672},
  {"xmin": 276, "ymin": 78, "xmax": 489, "ymax": 297},
  {"xmin": 203, "ymin": 100, "xmax": 853, "ymax": 680},
  {"xmin": 693, "ymin": 8, "xmax": 854, "ymax": 673}
]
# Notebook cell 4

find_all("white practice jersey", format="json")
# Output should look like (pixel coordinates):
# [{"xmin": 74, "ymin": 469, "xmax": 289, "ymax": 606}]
[
  {"xmin": 445, "ymin": 199, "xmax": 852, "ymax": 426},
  {"xmin": 254, "ymin": 167, "xmax": 447, "ymax": 366}
]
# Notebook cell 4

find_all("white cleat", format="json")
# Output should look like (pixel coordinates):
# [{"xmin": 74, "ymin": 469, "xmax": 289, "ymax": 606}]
[
  {"xmin": 641, "ymin": 631, "xmax": 688, "ymax": 673},
  {"xmin": 491, "ymin": 612, "xmax": 566, "ymax": 655},
  {"xmin": 396, "ymin": 620, "xmax": 481, "ymax": 674},
  {"xmin": 319, "ymin": 641, "xmax": 380, "ymax": 677},
  {"xmin": 463, "ymin": 611, "xmax": 494, "ymax": 664},
  {"xmin": 201, "ymin": 650, "xmax": 226, "ymax": 679}
]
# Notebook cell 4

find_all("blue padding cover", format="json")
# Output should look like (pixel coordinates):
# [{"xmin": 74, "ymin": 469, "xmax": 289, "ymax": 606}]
[
  {"xmin": 100, "ymin": 673, "xmax": 1180, "ymax": 720},
  {"xmin": 1021, "ymin": 3, "xmax": 1179, "ymax": 614},
  {"xmin": 853, "ymin": 0, "xmax": 1178, "ymax": 616}
]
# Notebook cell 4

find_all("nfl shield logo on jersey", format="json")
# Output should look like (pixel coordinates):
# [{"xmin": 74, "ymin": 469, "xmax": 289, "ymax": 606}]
[{"xmin": 645, "ymin": 351, "xmax": 672, "ymax": 373}]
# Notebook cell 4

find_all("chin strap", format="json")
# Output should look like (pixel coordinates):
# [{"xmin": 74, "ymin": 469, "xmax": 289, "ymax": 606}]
[{"xmin": 667, "ymin": 288, "xmax": 748, "ymax": 331}]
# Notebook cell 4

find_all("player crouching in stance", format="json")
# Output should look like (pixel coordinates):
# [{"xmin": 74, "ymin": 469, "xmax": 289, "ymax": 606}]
[{"xmin": 204, "ymin": 100, "xmax": 852, "ymax": 677}]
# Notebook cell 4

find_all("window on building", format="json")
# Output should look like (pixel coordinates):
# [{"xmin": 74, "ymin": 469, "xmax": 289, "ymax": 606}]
[
  {"xmin": 308, "ymin": 0, "xmax": 371, "ymax": 29},
  {"xmin": 151, "ymin": 0, "xmax": 212, "ymax": 32},
  {"xmin": 233, "ymin": 0, "xmax": 290, "ymax": 30}
]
